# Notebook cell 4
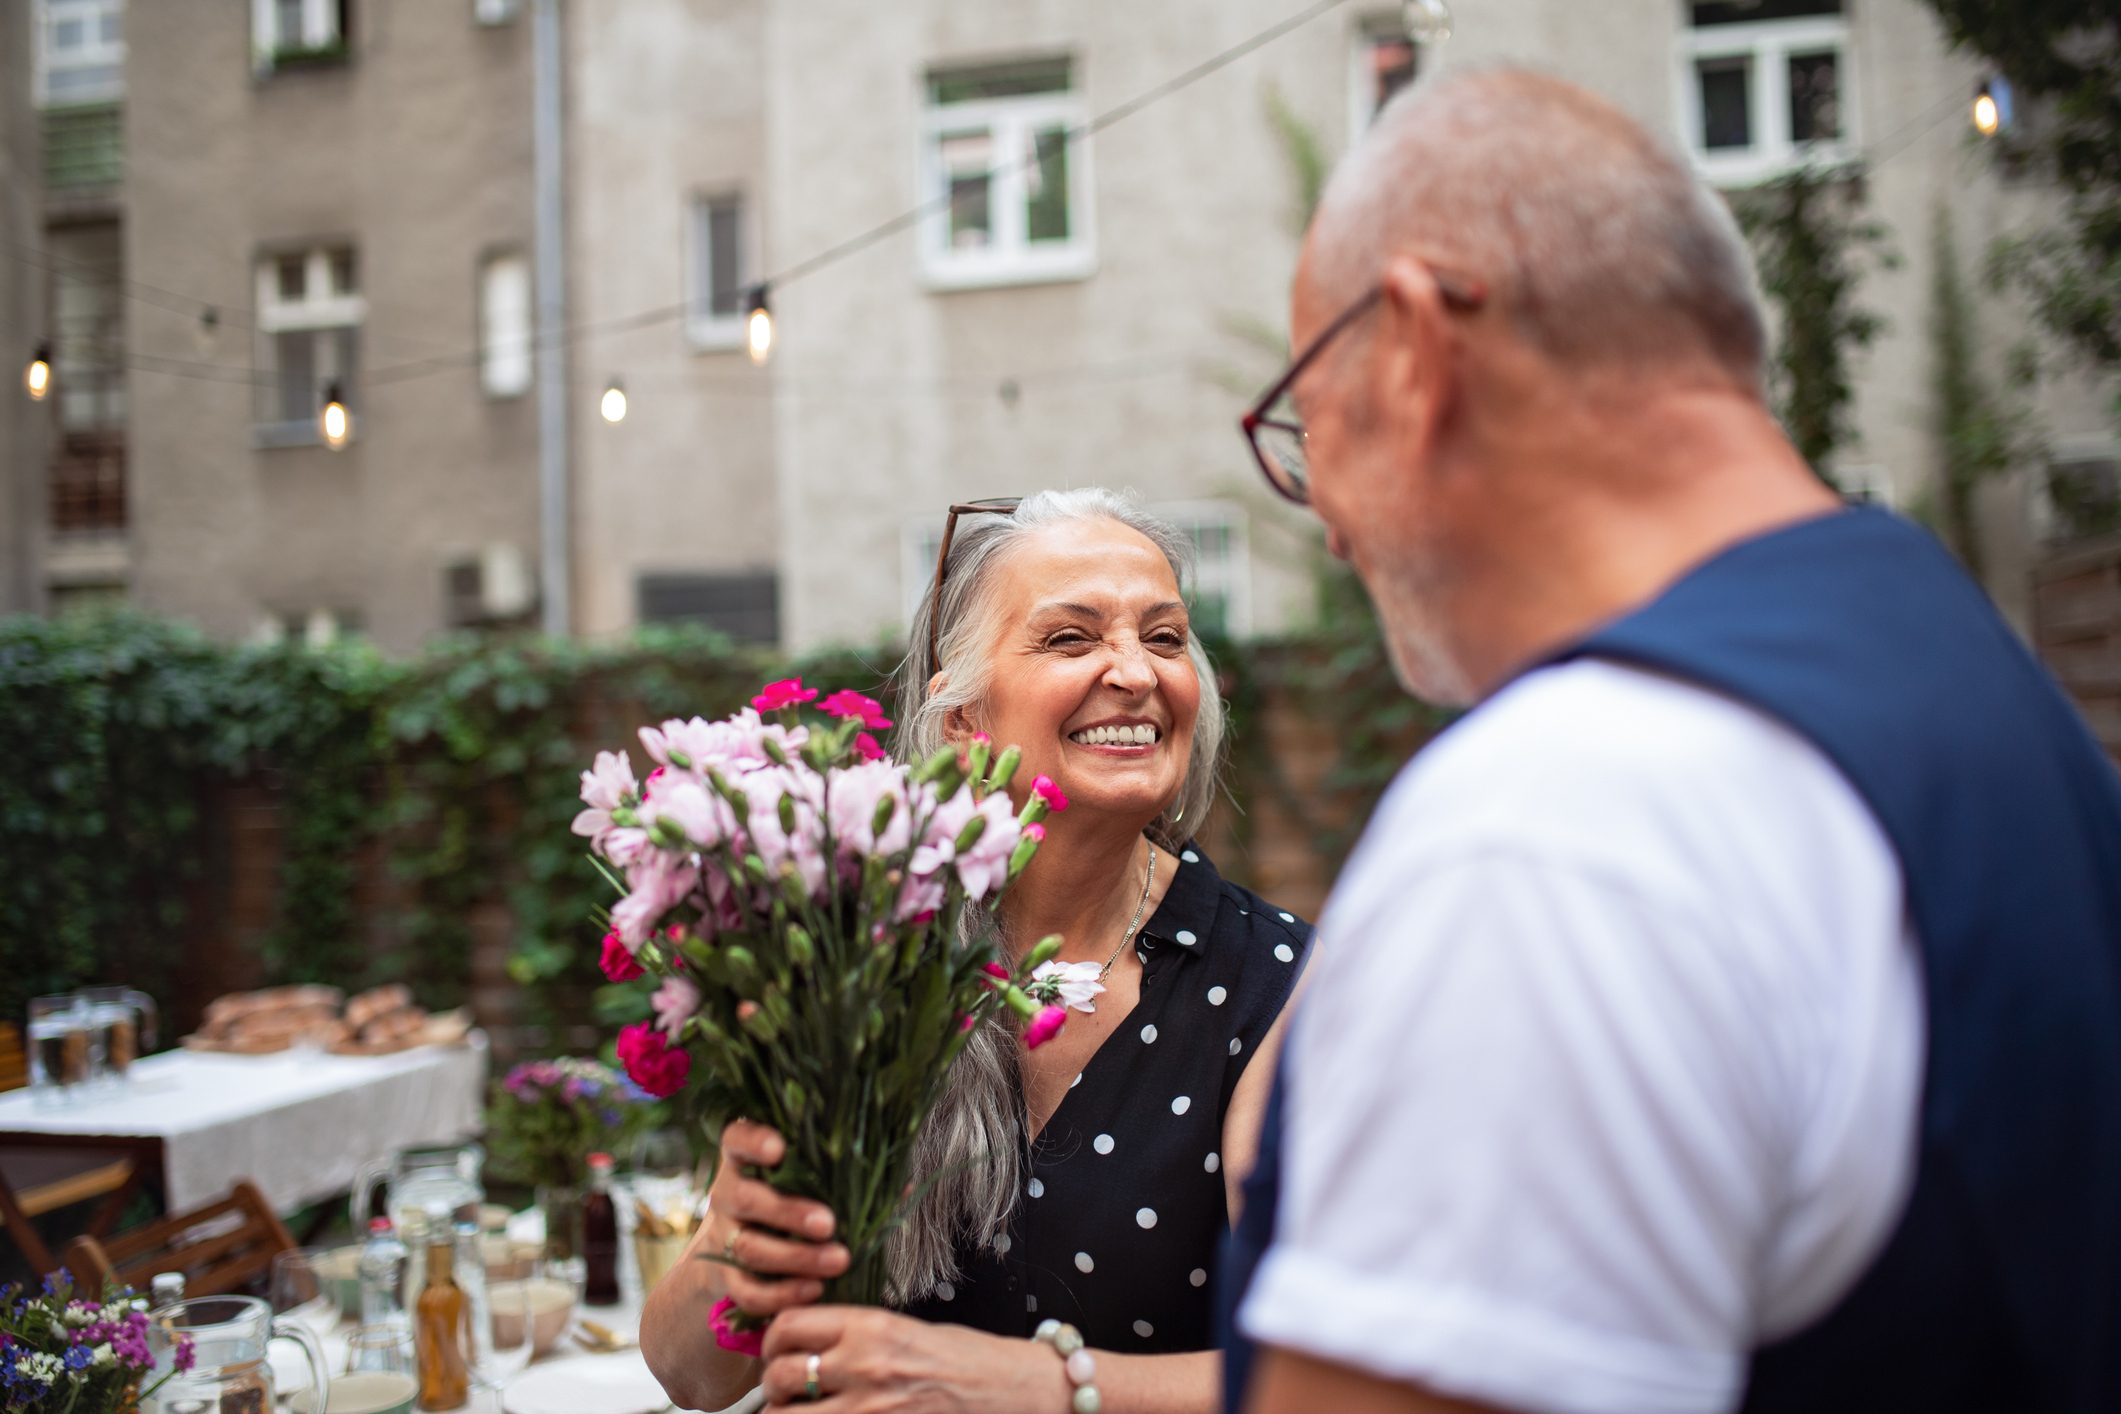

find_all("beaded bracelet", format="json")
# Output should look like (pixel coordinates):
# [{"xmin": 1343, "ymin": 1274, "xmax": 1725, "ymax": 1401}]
[{"xmin": 1032, "ymin": 1319, "xmax": 1102, "ymax": 1413}]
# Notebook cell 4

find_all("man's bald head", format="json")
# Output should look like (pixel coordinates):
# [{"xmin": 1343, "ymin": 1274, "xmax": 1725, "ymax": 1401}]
[{"xmin": 1304, "ymin": 67, "xmax": 1766, "ymax": 395}]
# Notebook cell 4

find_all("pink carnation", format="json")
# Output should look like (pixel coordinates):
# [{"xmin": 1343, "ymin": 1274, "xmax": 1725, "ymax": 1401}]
[
  {"xmin": 752, "ymin": 678, "xmax": 819, "ymax": 713},
  {"xmin": 821, "ymin": 690, "xmax": 893, "ymax": 730},
  {"xmin": 615, "ymin": 1021, "xmax": 691, "ymax": 1098},
  {"xmin": 853, "ymin": 731, "xmax": 887, "ymax": 762},
  {"xmin": 1032, "ymin": 775, "xmax": 1069, "ymax": 813},
  {"xmin": 709, "ymin": 1296, "xmax": 763, "ymax": 1357},
  {"xmin": 1024, "ymin": 1004, "xmax": 1068, "ymax": 1050},
  {"xmin": 651, "ymin": 975, "xmax": 702, "ymax": 1040},
  {"xmin": 598, "ymin": 931, "xmax": 644, "ymax": 983}
]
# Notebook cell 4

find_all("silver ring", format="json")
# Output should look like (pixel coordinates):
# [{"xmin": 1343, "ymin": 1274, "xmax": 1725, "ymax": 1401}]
[
  {"xmin": 804, "ymin": 1351, "xmax": 822, "ymax": 1400},
  {"xmin": 722, "ymin": 1230, "xmax": 740, "ymax": 1266}
]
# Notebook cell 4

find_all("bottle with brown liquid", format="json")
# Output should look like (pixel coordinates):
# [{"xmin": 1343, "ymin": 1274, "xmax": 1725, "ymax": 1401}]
[
  {"xmin": 582, "ymin": 1151, "xmax": 621, "ymax": 1305},
  {"xmin": 415, "ymin": 1236, "xmax": 472, "ymax": 1410}
]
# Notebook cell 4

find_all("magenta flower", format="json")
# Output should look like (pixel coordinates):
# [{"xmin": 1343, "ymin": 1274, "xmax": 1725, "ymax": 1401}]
[
  {"xmin": 752, "ymin": 678, "xmax": 820, "ymax": 713},
  {"xmin": 1024, "ymin": 822, "xmax": 1046, "ymax": 843},
  {"xmin": 1024, "ymin": 1004, "xmax": 1068, "ymax": 1050},
  {"xmin": 599, "ymin": 932, "xmax": 644, "ymax": 983},
  {"xmin": 853, "ymin": 731, "xmax": 887, "ymax": 762},
  {"xmin": 708, "ymin": 1296, "xmax": 764, "ymax": 1357},
  {"xmin": 1032, "ymin": 775, "xmax": 1069, "ymax": 813},
  {"xmin": 616, "ymin": 1021, "xmax": 691, "ymax": 1098},
  {"xmin": 820, "ymin": 690, "xmax": 893, "ymax": 730}
]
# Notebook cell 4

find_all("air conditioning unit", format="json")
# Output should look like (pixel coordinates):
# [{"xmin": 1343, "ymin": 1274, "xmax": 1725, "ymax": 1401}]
[
  {"xmin": 473, "ymin": 0, "xmax": 521, "ymax": 27},
  {"xmin": 445, "ymin": 544, "xmax": 537, "ymax": 626}
]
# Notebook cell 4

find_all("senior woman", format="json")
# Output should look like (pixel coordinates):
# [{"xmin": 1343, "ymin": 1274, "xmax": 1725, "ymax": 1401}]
[{"xmin": 642, "ymin": 489, "xmax": 1314, "ymax": 1413}]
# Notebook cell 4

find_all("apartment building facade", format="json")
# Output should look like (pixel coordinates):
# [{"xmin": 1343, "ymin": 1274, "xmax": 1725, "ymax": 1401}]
[{"xmin": 8, "ymin": 0, "xmax": 2114, "ymax": 649}]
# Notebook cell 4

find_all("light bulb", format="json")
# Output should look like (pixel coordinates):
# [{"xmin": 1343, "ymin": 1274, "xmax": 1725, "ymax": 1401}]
[
  {"xmin": 320, "ymin": 382, "xmax": 351, "ymax": 449},
  {"xmin": 1972, "ymin": 89, "xmax": 2000, "ymax": 137},
  {"xmin": 600, "ymin": 381, "xmax": 628, "ymax": 423},
  {"xmin": 24, "ymin": 343, "xmax": 51, "ymax": 401},
  {"xmin": 1403, "ymin": 0, "xmax": 1452, "ymax": 45},
  {"xmin": 745, "ymin": 285, "xmax": 774, "ymax": 366}
]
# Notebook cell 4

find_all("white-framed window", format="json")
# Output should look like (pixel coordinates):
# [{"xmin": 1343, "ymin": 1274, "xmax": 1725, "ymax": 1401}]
[
  {"xmin": 254, "ymin": 246, "xmax": 364, "ymax": 447},
  {"xmin": 1349, "ymin": 13, "xmax": 1419, "ymax": 142},
  {"xmin": 35, "ymin": 0, "xmax": 125, "ymax": 107},
  {"xmin": 1678, "ymin": 0, "xmax": 1852, "ymax": 186},
  {"xmin": 686, "ymin": 192, "xmax": 749, "ymax": 351},
  {"xmin": 896, "ymin": 500, "xmax": 1251, "ymax": 639},
  {"xmin": 919, "ymin": 58, "xmax": 1095, "ymax": 290},
  {"xmin": 252, "ymin": 0, "xmax": 348, "ymax": 71},
  {"xmin": 472, "ymin": 0, "xmax": 521, "ymax": 25},
  {"xmin": 479, "ymin": 251, "xmax": 531, "ymax": 399}
]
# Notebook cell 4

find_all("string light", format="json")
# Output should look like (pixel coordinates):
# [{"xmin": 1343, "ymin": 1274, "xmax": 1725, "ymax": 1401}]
[
  {"xmin": 745, "ymin": 286, "xmax": 774, "ymax": 366},
  {"xmin": 1971, "ymin": 80, "xmax": 2002, "ymax": 137},
  {"xmin": 24, "ymin": 342, "xmax": 51, "ymax": 401},
  {"xmin": 1403, "ymin": 0, "xmax": 1451, "ymax": 44},
  {"xmin": 600, "ymin": 379, "xmax": 628, "ymax": 423},
  {"xmin": 320, "ymin": 382, "xmax": 351, "ymax": 449}
]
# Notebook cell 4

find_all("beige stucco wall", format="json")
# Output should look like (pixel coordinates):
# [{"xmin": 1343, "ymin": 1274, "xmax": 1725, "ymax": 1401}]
[
  {"xmin": 0, "ymin": 0, "xmax": 48, "ymax": 614},
  {"xmin": 123, "ymin": 0, "xmax": 538, "ymax": 651},
  {"xmin": 567, "ymin": 0, "xmax": 779, "ymax": 641}
]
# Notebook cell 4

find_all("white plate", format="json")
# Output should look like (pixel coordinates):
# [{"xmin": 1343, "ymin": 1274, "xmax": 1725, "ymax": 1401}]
[{"xmin": 501, "ymin": 1353, "xmax": 671, "ymax": 1414}]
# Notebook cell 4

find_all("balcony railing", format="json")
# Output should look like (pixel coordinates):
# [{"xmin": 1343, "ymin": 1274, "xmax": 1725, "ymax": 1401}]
[{"xmin": 43, "ymin": 103, "xmax": 123, "ymax": 195}]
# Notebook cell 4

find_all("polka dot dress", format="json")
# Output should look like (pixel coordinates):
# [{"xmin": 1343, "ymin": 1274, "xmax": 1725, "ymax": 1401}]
[{"xmin": 900, "ymin": 844, "xmax": 1313, "ymax": 1353}]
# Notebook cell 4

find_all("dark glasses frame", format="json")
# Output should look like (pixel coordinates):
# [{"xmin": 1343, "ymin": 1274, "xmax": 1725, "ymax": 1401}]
[
  {"xmin": 925, "ymin": 496, "xmax": 1023, "ymax": 675},
  {"xmin": 1239, "ymin": 266, "xmax": 1489, "ymax": 506}
]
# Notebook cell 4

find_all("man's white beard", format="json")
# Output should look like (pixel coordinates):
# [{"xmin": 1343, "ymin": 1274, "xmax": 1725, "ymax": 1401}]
[{"xmin": 1372, "ymin": 572, "xmax": 1476, "ymax": 708}]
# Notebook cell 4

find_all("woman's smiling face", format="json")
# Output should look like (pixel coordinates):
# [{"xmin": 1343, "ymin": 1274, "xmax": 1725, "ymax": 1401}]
[{"xmin": 956, "ymin": 519, "xmax": 1201, "ymax": 828}]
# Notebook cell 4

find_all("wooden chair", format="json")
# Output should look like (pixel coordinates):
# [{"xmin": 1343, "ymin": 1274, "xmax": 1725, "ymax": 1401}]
[
  {"xmin": 0, "ymin": 1022, "xmax": 143, "ymax": 1278},
  {"xmin": 60, "ymin": 1181, "xmax": 296, "ymax": 1297}
]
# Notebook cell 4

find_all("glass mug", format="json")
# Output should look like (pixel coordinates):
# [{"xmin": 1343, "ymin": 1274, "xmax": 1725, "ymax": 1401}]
[
  {"xmin": 146, "ymin": 1295, "xmax": 329, "ymax": 1414},
  {"xmin": 27, "ymin": 994, "xmax": 93, "ymax": 1108}
]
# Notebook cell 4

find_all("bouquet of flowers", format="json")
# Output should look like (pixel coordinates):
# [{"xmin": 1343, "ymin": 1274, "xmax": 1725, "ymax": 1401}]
[
  {"xmin": 485, "ymin": 1057, "xmax": 660, "ymax": 1189},
  {"xmin": 573, "ymin": 678, "xmax": 1072, "ymax": 1334},
  {"xmin": 0, "ymin": 1270, "xmax": 194, "ymax": 1413}
]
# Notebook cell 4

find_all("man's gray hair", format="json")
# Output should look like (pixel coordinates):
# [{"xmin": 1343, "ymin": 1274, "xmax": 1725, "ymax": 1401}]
[
  {"xmin": 877, "ymin": 487, "xmax": 1227, "ymax": 1302},
  {"xmin": 1315, "ymin": 66, "xmax": 1768, "ymax": 393}
]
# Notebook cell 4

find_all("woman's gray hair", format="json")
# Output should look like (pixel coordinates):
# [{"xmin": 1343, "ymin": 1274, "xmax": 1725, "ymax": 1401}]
[
  {"xmin": 895, "ymin": 487, "xmax": 1227, "ymax": 853},
  {"xmin": 879, "ymin": 487, "xmax": 1229, "ymax": 1302}
]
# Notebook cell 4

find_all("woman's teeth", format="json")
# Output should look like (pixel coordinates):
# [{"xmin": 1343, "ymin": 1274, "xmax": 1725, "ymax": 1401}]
[{"xmin": 1070, "ymin": 724, "xmax": 1158, "ymax": 747}]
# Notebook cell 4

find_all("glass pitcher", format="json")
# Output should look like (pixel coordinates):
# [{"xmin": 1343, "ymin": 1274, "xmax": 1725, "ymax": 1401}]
[
  {"xmin": 80, "ymin": 985, "xmax": 157, "ymax": 1087},
  {"xmin": 26, "ymin": 994, "xmax": 93, "ymax": 1108},
  {"xmin": 147, "ymin": 1294, "xmax": 329, "ymax": 1414},
  {"xmin": 350, "ymin": 1143, "xmax": 484, "ymax": 1305}
]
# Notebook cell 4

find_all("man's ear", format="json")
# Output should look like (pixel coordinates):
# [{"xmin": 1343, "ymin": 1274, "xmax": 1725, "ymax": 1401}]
[{"xmin": 1374, "ymin": 254, "xmax": 1459, "ymax": 465}]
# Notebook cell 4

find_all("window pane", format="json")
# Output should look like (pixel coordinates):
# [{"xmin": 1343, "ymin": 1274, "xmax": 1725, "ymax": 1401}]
[
  {"xmin": 1364, "ymin": 36, "xmax": 1418, "ymax": 123},
  {"xmin": 929, "ymin": 59, "xmax": 1070, "ymax": 106},
  {"xmin": 275, "ymin": 0, "xmax": 304, "ymax": 46},
  {"xmin": 940, "ymin": 130, "xmax": 992, "ymax": 249},
  {"xmin": 708, "ymin": 199, "xmax": 742, "ymax": 318},
  {"xmin": 1697, "ymin": 57, "xmax": 1752, "ymax": 150},
  {"xmin": 276, "ymin": 255, "xmax": 306, "ymax": 302},
  {"xmin": 274, "ymin": 330, "xmax": 317, "ymax": 422},
  {"xmin": 100, "ymin": 10, "xmax": 122, "ymax": 44},
  {"xmin": 481, "ymin": 253, "xmax": 531, "ymax": 397},
  {"xmin": 1788, "ymin": 50, "xmax": 1841, "ymax": 143},
  {"xmin": 54, "ymin": 18, "xmax": 86, "ymax": 49},
  {"xmin": 330, "ymin": 247, "xmax": 357, "ymax": 295},
  {"xmin": 1026, "ymin": 128, "xmax": 1070, "ymax": 243},
  {"xmin": 1691, "ymin": 0, "xmax": 1841, "ymax": 25}
]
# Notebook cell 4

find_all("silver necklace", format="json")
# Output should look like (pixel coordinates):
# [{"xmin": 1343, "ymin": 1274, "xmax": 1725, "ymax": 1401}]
[{"xmin": 1097, "ymin": 843, "xmax": 1158, "ymax": 979}]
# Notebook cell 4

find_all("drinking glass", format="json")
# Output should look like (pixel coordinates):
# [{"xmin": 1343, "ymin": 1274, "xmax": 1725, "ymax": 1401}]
[
  {"xmin": 480, "ymin": 1273, "xmax": 540, "ymax": 1387},
  {"xmin": 27, "ymin": 995, "xmax": 92, "ymax": 1109},
  {"xmin": 271, "ymin": 1249, "xmax": 345, "ymax": 1336},
  {"xmin": 337, "ymin": 1325, "xmax": 419, "ymax": 1414}
]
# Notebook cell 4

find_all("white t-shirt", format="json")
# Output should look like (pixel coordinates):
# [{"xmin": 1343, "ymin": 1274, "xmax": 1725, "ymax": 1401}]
[{"xmin": 1239, "ymin": 660, "xmax": 1925, "ymax": 1414}]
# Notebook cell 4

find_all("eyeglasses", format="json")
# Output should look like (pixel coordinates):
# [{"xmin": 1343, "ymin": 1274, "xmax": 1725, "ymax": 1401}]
[
  {"xmin": 926, "ymin": 496, "xmax": 1023, "ymax": 675},
  {"xmin": 1239, "ymin": 267, "xmax": 1489, "ymax": 506}
]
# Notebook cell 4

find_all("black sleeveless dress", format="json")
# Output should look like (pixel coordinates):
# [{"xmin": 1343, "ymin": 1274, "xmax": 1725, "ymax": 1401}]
[{"xmin": 900, "ymin": 843, "xmax": 1313, "ymax": 1353}]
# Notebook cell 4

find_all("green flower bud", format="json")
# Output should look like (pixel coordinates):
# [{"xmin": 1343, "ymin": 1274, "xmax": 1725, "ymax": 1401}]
[
  {"xmin": 1002, "ymin": 984, "xmax": 1040, "ymax": 1020},
  {"xmin": 953, "ymin": 813, "xmax": 988, "ymax": 854},
  {"xmin": 761, "ymin": 736, "xmax": 789, "ymax": 766},
  {"xmin": 871, "ymin": 794, "xmax": 897, "ymax": 837},
  {"xmin": 1024, "ymin": 935, "xmax": 1064, "ymax": 971},
  {"xmin": 666, "ymin": 748, "xmax": 693, "ymax": 770},
  {"xmin": 787, "ymin": 926, "xmax": 815, "ymax": 967},
  {"xmin": 987, "ymin": 746, "xmax": 1022, "ymax": 793}
]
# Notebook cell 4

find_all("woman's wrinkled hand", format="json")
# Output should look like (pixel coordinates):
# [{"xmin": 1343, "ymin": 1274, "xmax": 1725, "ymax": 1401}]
[
  {"xmin": 758, "ymin": 1306, "xmax": 1072, "ymax": 1412},
  {"xmin": 708, "ymin": 1119, "xmax": 851, "ymax": 1322}
]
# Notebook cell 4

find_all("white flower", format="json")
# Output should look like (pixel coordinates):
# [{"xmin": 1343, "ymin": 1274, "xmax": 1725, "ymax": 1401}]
[
  {"xmin": 1030, "ymin": 960, "xmax": 1107, "ymax": 1014},
  {"xmin": 92, "ymin": 1343, "xmax": 115, "ymax": 1367}
]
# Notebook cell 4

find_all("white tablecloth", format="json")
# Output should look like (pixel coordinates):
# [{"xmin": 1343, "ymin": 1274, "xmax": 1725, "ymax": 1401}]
[{"xmin": 0, "ymin": 1036, "xmax": 488, "ymax": 1212}]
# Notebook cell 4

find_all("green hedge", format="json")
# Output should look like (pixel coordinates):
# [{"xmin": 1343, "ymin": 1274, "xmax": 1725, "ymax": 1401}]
[{"xmin": 1, "ymin": 605, "xmax": 1428, "ymax": 1037}]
